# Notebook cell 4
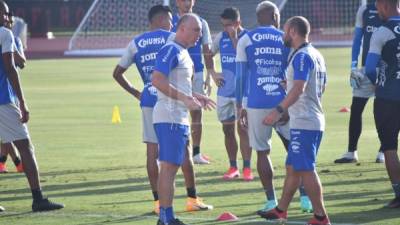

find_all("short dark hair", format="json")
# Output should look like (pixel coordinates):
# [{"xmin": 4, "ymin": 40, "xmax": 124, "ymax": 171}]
[
  {"xmin": 148, "ymin": 4, "xmax": 172, "ymax": 22},
  {"xmin": 388, "ymin": 0, "xmax": 400, "ymax": 5},
  {"xmin": 220, "ymin": 7, "xmax": 240, "ymax": 21},
  {"xmin": 377, "ymin": 0, "xmax": 399, "ymax": 5},
  {"xmin": 286, "ymin": 16, "xmax": 310, "ymax": 38}
]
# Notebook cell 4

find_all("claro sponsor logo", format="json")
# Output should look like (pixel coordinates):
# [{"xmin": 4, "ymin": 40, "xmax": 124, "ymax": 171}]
[
  {"xmin": 221, "ymin": 55, "xmax": 235, "ymax": 63},
  {"xmin": 366, "ymin": 25, "xmax": 378, "ymax": 33}
]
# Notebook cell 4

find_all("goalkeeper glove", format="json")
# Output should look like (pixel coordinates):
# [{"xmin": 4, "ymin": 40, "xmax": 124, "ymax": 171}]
[{"xmin": 350, "ymin": 68, "xmax": 363, "ymax": 89}]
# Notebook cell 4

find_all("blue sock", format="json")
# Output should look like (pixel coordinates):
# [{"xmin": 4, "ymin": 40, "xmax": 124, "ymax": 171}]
[
  {"xmin": 299, "ymin": 185, "xmax": 307, "ymax": 197},
  {"xmin": 265, "ymin": 189, "xmax": 276, "ymax": 201},
  {"xmin": 229, "ymin": 160, "xmax": 237, "ymax": 168},
  {"xmin": 160, "ymin": 207, "xmax": 174, "ymax": 223},
  {"xmin": 392, "ymin": 183, "xmax": 400, "ymax": 198},
  {"xmin": 243, "ymin": 160, "xmax": 251, "ymax": 168}
]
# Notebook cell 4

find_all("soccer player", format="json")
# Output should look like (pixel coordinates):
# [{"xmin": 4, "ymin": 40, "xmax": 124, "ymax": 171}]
[
  {"xmin": 113, "ymin": 5, "xmax": 212, "ymax": 214},
  {"xmin": 172, "ymin": 0, "xmax": 215, "ymax": 164},
  {"xmin": 236, "ymin": 1, "xmax": 313, "ymax": 214},
  {"xmin": 0, "ymin": 11, "xmax": 26, "ymax": 174},
  {"xmin": 334, "ymin": 0, "xmax": 384, "ymax": 164},
  {"xmin": 0, "ymin": 0, "xmax": 64, "ymax": 212},
  {"xmin": 152, "ymin": 14, "xmax": 216, "ymax": 225},
  {"xmin": 261, "ymin": 16, "xmax": 330, "ymax": 225},
  {"xmin": 210, "ymin": 7, "xmax": 253, "ymax": 181},
  {"xmin": 365, "ymin": 0, "xmax": 400, "ymax": 208}
]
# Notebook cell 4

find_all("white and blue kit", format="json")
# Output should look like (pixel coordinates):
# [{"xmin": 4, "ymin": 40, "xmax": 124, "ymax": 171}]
[
  {"xmin": 153, "ymin": 41, "xmax": 193, "ymax": 166},
  {"xmin": 0, "ymin": 27, "xmax": 29, "ymax": 143},
  {"xmin": 118, "ymin": 29, "xmax": 174, "ymax": 143},
  {"xmin": 367, "ymin": 16, "xmax": 400, "ymax": 101},
  {"xmin": 351, "ymin": 3, "xmax": 382, "ymax": 97},
  {"xmin": 211, "ymin": 30, "xmax": 248, "ymax": 122},
  {"xmin": 366, "ymin": 16, "xmax": 400, "ymax": 151},
  {"xmin": 172, "ymin": 13, "xmax": 212, "ymax": 95},
  {"xmin": 285, "ymin": 43, "xmax": 327, "ymax": 171},
  {"xmin": 236, "ymin": 26, "xmax": 290, "ymax": 151}
]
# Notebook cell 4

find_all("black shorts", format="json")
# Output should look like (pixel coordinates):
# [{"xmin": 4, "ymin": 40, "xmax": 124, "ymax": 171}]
[{"xmin": 374, "ymin": 98, "xmax": 400, "ymax": 151}]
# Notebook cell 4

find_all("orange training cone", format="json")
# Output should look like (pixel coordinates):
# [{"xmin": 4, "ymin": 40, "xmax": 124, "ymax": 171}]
[
  {"xmin": 217, "ymin": 212, "xmax": 239, "ymax": 222},
  {"xmin": 339, "ymin": 107, "xmax": 350, "ymax": 113},
  {"xmin": 112, "ymin": 106, "xmax": 121, "ymax": 124}
]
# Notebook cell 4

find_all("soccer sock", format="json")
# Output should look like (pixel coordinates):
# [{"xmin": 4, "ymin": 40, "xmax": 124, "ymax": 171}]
[
  {"xmin": 348, "ymin": 97, "xmax": 368, "ymax": 152},
  {"xmin": 0, "ymin": 155, "xmax": 7, "ymax": 163},
  {"xmin": 152, "ymin": 191, "xmax": 159, "ymax": 201},
  {"xmin": 299, "ymin": 185, "xmax": 307, "ymax": 197},
  {"xmin": 186, "ymin": 187, "xmax": 197, "ymax": 198},
  {"xmin": 160, "ymin": 207, "xmax": 174, "ymax": 223},
  {"xmin": 265, "ymin": 189, "xmax": 276, "ymax": 201},
  {"xmin": 392, "ymin": 183, "xmax": 400, "ymax": 198},
  {"xmin": 229, "ymin": 160, "xmax": 237, "ymax": 168},
  {"xmin": 193, "ymin": 146, "xmax": 200, "ymax": 156},
  {"xmin": 31, "ymin": 189, "xmax": 44, "ymax": 202},
  {"xmin": 314, "ymin": 214, "xmax": 327, "ymax": 221},
  {"xmin": 243, "ymin": 160, "xmax": 251, "ymax": 169},
  {"xmin": 13, "ymin": 157, "xmax": 21, "ymax": 166}
]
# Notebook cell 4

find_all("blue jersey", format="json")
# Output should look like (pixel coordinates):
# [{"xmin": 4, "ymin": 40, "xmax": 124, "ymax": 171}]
[
  {"xmin": 118, "ymin": 29, "xmax": 174, "ymax": 107},
  {"xmin": 352, "ymin": 3, "xmax": 383, "ymax": 68},
  {"xmin": 212, "ymin": 30, "xmax": 248, "ymax": 97},
  {"xmin": 236, "ymin": 26, "xmax": 290, "ymax": 109},
  {"xmin": 360, "ymin": 4, "xmax": 382, "ymax": 66},
  {"xmin": 0, "ymin": 27, "xmax": 16, "ymax": 105},
  {"xmin": 368, "ymin": 17, "xmax": 400, "ymax": 101},
  {"xmin": 172, "ymin": 14, "xmax": 212, "ymax": 73}
]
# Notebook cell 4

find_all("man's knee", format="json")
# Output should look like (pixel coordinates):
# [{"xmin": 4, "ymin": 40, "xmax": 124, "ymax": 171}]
[
  {"xmin": 13, "ymin": 139, "xmax": 34, "ymax": 154},
  {"xmin": 146, "ymin": 143, "xmax": 159, "ymax": 160},
  {"xmin": 222, "ymin": 124, "xmax": 235, "ymax": 137}
]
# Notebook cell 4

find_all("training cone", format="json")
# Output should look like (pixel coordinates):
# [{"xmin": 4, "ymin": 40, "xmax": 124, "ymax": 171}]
[
  {"xmin": 216, "ymin": 212, "xmax": 239, "ymax": 222},
  {"xmin": 111, "ymin": 106, "xmax": 122, "ymax": 124},
  {"xmin": 339, "ymin": 107, "xmax": 350, "ymax": 113}
]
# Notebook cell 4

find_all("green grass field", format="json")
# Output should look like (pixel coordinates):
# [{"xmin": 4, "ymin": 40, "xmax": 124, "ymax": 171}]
[{"xmin": 0, "ymin": 48, "xmax": 399, "ymax": 225}]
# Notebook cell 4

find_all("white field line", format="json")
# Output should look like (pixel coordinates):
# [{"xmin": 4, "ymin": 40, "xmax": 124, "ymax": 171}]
[{"xmin": 2, "ymin": 211, "xmax": 358, "ymax": 225}]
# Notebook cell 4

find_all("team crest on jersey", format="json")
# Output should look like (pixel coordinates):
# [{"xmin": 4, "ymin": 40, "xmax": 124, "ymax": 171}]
[
  {"xmin": 394, "ymin": 26, "xmax": 400, "ymax": 34},
  {"xmin": 148, "ymin": 85, "xmax": 157, "ymax": 95},
  {"xmin": 291, "ymin": 141, "xmax": 301, "ymax": 153}
]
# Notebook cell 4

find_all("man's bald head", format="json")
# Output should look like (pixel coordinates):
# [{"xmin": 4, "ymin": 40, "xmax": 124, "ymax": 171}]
[
  {"xmin": 176, "ymin": 13, "xmax": 201, "ymax": 30},
  {"xmin": 175, "ymin": 13, "xmax": 202, "ymax": 48}
]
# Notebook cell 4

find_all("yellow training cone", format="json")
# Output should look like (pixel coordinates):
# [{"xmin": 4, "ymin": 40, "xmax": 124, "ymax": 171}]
[{"xmin": 112, "ymin": 106, "xmax": 121, "ymax": 124}]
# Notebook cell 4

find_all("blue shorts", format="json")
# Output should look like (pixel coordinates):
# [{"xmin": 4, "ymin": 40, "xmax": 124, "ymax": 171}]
[
  {"xmin": 286, "ymin": 129, "xmax": 323, "ymax": 171},
  {"xmin": 154, "ymin": 123, "xmax": 189, "ymax": 166}
]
